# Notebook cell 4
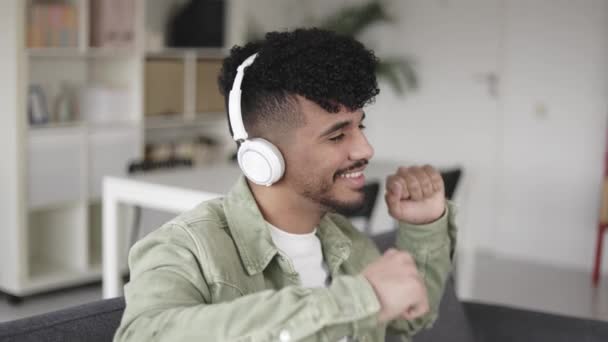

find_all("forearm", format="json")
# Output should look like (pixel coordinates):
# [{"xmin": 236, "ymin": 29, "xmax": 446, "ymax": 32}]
[
  {"xmin": 115, "ymin": 273, "xmax": 380, "ymax": 342},
  {"xmin": 388, "ymin": 200, "xmax": 457, "ymax": 336}
]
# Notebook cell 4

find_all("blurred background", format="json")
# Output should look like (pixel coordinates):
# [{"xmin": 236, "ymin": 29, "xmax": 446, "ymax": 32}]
[{"xmin": 1, "ymin": 0, "xmax": 608, "ymax": 326}]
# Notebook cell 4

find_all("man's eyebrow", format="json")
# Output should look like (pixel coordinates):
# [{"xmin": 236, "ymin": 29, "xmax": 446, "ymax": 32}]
[
  {"xmin": 319, "ymin": 112, "xmax": 366, "ymax": 138},
  {"xmin": 319, "ymin": 120, "xmax": 352, "ymax": 138}
]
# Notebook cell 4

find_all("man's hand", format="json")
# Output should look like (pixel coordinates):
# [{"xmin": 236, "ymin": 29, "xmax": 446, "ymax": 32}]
[
  {"xmin": 362, "ymin": 248, "xmax": 429, "ymax": 323},
  {"xmin": 385, "ymin": 165, "xmax": 446, "ymax": 225}
]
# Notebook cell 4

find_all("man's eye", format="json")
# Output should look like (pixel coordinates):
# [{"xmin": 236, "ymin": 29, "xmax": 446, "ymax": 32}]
[
  {"xmin": 359, "ymin": 124, "xmax": 366, "ymax": 130},
  {"xmin": 329, "ymin": 134, "xmax": 345, "ymax": 142}
]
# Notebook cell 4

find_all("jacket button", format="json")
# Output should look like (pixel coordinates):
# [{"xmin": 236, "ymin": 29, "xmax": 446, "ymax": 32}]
[{"xmin": 279, "ymin": 329, "xmax": 291, "ymax": 342}]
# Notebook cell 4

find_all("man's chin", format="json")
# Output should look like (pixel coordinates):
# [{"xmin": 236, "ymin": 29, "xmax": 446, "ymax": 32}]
[{"xmin": 321, "ymin": 196, "xmax": 366, "ymax": 216}]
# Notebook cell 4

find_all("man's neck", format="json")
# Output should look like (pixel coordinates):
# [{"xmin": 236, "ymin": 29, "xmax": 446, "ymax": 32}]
[{"xmin": 247, "ymin": 180, "xmax": 324, "ymax": 234}]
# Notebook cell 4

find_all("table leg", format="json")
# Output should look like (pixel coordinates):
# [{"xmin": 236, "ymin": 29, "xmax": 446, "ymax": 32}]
[{"xmin": 102, "ymin": 181, "xmax": 121, "ymax": 298}]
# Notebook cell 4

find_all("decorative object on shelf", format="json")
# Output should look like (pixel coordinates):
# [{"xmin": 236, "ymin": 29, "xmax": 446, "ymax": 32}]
[
  {"xmin": 191, "ymin": 136, "xmax": 221, "ymax": 166},
  {"xmin": 146, "ymin": 135, "xmax": 221, "ymax": 167},
  {"xmin": 146, "ymin": 142, "xmax": 174, "ymax": 162},
  {"xmin": 27, "ymin": 2, "xmax": 78, "ymax": 48},
  {"xmin": 79, "ymin": 85, "xmax": 130, "ymax": 124},
  {"xmin": 52, "ymin": 82, "xmax": 78, "ymax": 123},
  {"xmin": 90, "ymin": 0, "xmax": 135, "ymax": 48},
  {"xmin": 167, "ymin": 0, "xmax": 225, "ymax": 48},
  {"xmin": 28, "ymin": 84, "xmax": 50, "ymax": 125}
]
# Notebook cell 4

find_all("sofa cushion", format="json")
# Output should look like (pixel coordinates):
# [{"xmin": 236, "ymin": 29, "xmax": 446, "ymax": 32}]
[
  {"xmin": 465, "ymin": 301, "xmax": 608, "ymax": 342},
  {"xmin": 372, "ymin": 230, "xmax": 475, "ymax": 342},
  {"xmin": 0, "ymin": 297, "xmax": 125, "ymax": 342},
  {"xmin": 412, "ymin": 278, "xmax": 475, "ymax": 342}
]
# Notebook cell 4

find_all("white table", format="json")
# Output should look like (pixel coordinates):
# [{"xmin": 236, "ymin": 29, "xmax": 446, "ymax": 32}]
[{"xmin": 102, "ymin": 161, "xmax": 399, "ymax": 298}]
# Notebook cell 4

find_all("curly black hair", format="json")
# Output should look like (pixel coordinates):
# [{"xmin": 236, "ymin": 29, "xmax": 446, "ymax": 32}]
[{"xmin": 218, "ymin": 28, "xmax": 380, "ymax": 139}]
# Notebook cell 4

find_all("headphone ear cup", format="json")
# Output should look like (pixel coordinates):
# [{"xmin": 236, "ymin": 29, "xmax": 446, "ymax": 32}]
[{"xmin": 237, "ymin": 138, "xmax": 285, "ymax": 186}]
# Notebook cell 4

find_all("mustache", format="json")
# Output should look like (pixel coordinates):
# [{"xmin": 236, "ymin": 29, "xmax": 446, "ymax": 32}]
[{"xmin": 336, "ymin": 159, "xmax": 369, "ymax": 175}]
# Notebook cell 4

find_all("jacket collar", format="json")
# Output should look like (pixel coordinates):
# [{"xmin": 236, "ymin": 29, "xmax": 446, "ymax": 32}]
[{"xmin": 223, "ymin": 176, "xmax": 353, "ymax": 276}]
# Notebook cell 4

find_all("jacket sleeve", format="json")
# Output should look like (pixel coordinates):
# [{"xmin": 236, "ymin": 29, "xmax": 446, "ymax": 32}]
[
  {"xmin": 387, "ymin": 200, "xmax": 458, "ymax": 337},
  {"xmin": 113, "ymin": 223, "xmax": 382, "ymax": 342}
]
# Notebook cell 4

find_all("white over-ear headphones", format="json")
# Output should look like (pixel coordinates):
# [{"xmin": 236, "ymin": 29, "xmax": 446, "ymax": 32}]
[{"xmin": 229, "ymin": 53, "xmax": 285, "ymax": 186}]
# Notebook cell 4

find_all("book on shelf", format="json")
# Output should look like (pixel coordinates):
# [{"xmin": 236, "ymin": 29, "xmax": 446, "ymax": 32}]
[
  {"xmin": 27, "ymin": 3, "xmax": 78, "ymax": 48},
  {"xmin": 90, "ymin": 0, "xmax": 135, "ymax": 48}
]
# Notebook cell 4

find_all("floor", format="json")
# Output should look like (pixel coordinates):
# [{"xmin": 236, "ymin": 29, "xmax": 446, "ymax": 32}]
[
  {"xmin": 1, "ymin": 253, "xmax": 607, "ymax": 323},
  {"xmin": 471, "ymin": 251, "xmax": 608, "ymax": 321}
]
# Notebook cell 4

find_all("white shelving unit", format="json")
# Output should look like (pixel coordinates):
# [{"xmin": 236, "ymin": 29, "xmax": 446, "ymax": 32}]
[{"xmin": 0, "ymin": 0, "xmax": 231, "ymax": 299}]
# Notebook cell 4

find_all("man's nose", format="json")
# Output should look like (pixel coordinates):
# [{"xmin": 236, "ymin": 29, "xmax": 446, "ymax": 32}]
[{"xmin": 350, "ymin": 130, "xmax": 374, "ymax": 161}]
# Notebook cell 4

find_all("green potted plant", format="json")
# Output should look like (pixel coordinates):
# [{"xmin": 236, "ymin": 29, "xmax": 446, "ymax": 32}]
[{"xmin": 246, "ymin": 0, "xmax": 417, "ymax": 94}]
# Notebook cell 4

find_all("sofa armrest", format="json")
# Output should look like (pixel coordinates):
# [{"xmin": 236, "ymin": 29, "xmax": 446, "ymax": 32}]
[
  {"xmin": 0, "ymin": 297, "xmax": 125, "ymax": 342},
  {"xmin": 463, "ymin": 301, "xmax": 608, "ymax": 342}
]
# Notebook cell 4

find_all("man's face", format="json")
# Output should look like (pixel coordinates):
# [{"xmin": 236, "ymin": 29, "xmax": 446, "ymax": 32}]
[{"xmin": 281, "ymin": 96, "xmax": 375, "ymax": 215}]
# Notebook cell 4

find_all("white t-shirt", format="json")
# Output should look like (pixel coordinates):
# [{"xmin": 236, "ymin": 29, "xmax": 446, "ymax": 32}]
[
  {"xmin": 268, "ymin": 224, "xmax": 329, "ymax": 288},
  {"xmin": 268, "ymin": 224, "xmax": 349, "ymax": 342}
]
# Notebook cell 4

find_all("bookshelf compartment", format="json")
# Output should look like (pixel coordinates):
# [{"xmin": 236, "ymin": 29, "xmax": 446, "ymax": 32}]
[
  {"xmin": 89, "ymin": 0, "xmax": 136, "ymax": 49},
  {"xmin": 27, "ymin": 126, "xmax": 86, "ymax": 209},
  {"xmin": 28, "ymin": 204, "xmax": 88, "ymax": 281},
  {"xmin": 87, "ymin": 201, "xmax": 130, "ymax": 272},
  {"xmin": 196, "ymin": 58, "xmax": 224, "ymax": 113},
  {"xmin": 88, "ymin": 125, "xmax": 142, "ymax": 200},
  {"xmin": 27, "ymin": 0, "xmax": 80, "ymax": 49},
  {"xmin": 144, "ymin": 59, "xmax": 185, "ymax": 117}
]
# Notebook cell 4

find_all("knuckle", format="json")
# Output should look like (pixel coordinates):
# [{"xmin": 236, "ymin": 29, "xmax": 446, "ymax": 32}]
[
  {"xmin": 422, "ymin": 181, "xmax": 432, "ymax": 191},
  {"xmin": 399, "ymin": 251, "xmax": 414, "ymax": 263},
  {"xmin": 407, "ymin": 180, "xmax": 420, "ymax": 189}
]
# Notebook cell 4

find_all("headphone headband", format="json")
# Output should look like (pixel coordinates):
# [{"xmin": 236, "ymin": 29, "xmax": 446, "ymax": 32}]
[{"xmin": 228, "ymin": 53, "xmax": 258, "ymax": 142}]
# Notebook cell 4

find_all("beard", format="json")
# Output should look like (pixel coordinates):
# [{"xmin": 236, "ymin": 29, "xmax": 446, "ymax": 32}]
[
  {"xmin": 318, "ymin": 193, "xmax": 366, "ymax": 216},
  {"xmin": 295, "ymin": 171, "xmax": 366, "ymax": 216}
]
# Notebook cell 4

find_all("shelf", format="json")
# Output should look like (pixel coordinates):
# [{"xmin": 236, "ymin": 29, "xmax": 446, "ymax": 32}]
[
  {"xmin": 145, "ymin": 47, "xmax": 227, "ymax": 60},
  {"xmin": 26, "ymin": 259, "xmax": 102, "ymax": 294},
  {"xmin": 29, "ymin": 120, "xmax": 141, "ymax": 133},
  {"xmin": 28, "ymin": 47, "xmax": 134, "ymax": 59},
  {"xmin": 145, "ymin": 112, "xmax": 226, "ymax": 130},
  {"xmin": 29, "ymin": 121, "xmax": 85, "ymax": 131},
  {"xmin": 24, "ymin": 259, "xmax": 128, "ymax": 295}
]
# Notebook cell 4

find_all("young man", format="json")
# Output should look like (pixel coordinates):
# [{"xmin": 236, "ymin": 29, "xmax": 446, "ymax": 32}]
[{"xmin": 114, "ymin": 28, "xmax": 457, "ymax": 342}]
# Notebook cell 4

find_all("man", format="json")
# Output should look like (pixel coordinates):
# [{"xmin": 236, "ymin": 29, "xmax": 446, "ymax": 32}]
[{"xmin": 114, "ymin": 28, "xmax": 456, "ymax": 342}]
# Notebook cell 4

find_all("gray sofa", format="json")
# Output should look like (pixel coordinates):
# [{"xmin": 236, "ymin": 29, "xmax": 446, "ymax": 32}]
[{"xmin": 1, "ymin": 231, "xmax": 608, "ymax": 342}]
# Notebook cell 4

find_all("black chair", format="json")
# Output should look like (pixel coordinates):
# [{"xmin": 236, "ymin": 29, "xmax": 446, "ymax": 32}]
[
  {"xmin": 441, "ymin": 168, "xmax": 462, "ymax": 200},
  {"xmin": 127, "ymin": 158, "xmax": 193, "ymax": 247}
]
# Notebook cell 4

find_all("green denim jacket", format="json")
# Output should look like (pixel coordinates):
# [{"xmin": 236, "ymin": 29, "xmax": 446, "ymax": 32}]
[{"xmin": 114, "ymin": 176, "xmax": 457, "ymax": 342}]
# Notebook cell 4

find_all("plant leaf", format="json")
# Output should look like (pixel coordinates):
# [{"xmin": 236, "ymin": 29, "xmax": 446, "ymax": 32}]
[
  {"xmin": 375, "ymin": 58, "xmax": 418, "ymax": 94},
  {"xmin": 320, "ymin": 1, "xmax": 392, "ymax": 37}
]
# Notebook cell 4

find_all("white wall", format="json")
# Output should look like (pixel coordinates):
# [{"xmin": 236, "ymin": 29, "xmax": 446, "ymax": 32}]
[
  {"xmin": 496, "ymin": 0, "xmax": 608, "ymax": 271},
  {"xmin": 232, "ymin": 0, "xmax": 608, "ymax": 284}
]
